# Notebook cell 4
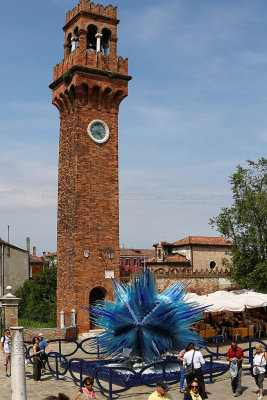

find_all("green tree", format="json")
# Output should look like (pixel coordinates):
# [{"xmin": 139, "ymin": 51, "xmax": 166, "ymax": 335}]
[
  {"xmin": 15, "ymin": 261, "xmax": 57, "ymax": 324},
  {"xmin": 210, "ymin": 158, "xmax": 267, "ymax": 292}
]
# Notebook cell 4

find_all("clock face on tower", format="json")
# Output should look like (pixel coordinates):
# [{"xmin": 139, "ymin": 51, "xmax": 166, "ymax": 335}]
[{"xmin": 87, "ymin": 120, "xmax": 110, "ymax": 143}]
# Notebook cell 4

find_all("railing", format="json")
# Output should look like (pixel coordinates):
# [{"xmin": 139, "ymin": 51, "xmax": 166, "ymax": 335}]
[
  {"xmin": 25, "ymin": 337, "xmax": 103, "ymax": 362},
  {"xmin": 24, "ymin": 337, "xmax": 267, "ymax": 400}
]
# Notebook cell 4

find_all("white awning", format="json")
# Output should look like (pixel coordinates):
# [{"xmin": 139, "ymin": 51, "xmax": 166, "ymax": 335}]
[{"xmin": 185, "ymin": 289, "xmax": 267, "ymax": 312}]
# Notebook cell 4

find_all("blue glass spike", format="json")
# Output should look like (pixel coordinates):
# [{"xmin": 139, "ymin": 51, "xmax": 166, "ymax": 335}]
[{"xmin": 84, "ymin": 268, "xmax": 207, "ymax": 362}]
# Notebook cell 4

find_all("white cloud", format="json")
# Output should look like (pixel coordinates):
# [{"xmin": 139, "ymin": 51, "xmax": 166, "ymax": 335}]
[{"xmin": 0, "ymin": 187, "xmax": 57, "ymax": 207}]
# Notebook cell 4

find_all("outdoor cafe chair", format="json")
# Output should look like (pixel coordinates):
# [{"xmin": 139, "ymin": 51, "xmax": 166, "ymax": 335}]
[
  {"xmin": 232, "ymin": 328, "xmax": 241, "ymax": 341},
  {"xmin": 217, "ymin": 326, "xmax": 227, "ymax": 341},
  {"xmin": 255, "ymin": 328, "xmax": 265, "ymax": 339}
]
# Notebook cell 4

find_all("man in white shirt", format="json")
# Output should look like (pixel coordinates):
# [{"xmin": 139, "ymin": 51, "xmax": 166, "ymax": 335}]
[{"xmin": 183, "ymin": 342, "xmax": 208, "ymax": 399}]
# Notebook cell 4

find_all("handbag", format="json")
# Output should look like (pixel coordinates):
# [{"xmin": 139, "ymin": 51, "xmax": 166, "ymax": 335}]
[
  {"xmin": 230, "ymin": 358, "xmax": 238, "ymax": 378},
  {"xmin": 252, "ymin": 352, "xmax": 265, "ymax": 377},
  {"xmin": 185, "ymin": 350, "xmax": 195, "ymax": 376}
]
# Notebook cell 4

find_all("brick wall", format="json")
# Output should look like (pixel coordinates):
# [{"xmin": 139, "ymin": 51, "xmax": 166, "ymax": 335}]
[
  {"xmin": 156, "ymin": 274, "xmax": 232, "ymax": 294},
  {"xmin": 23, "ymin": 326, "xmax": 78, "ymax": 342},
  {"xmin": 4, "ymin": 306, "xmax": 18, "ymax": 328}
]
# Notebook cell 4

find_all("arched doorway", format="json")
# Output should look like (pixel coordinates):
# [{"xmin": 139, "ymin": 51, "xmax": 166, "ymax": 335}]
[{"xmin": 89, "ymin": 287, "xmax": 106, "ymax": 330}]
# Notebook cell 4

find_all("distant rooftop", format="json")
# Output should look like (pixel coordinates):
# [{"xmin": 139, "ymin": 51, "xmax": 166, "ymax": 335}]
[
  {"xmin": 120, "ymin": 248, "xmax": 155, "ymax": 257},
  {"xmin": 153, "ymin": 236, "xmax": 232, "ymax": 247},
  {"xmin": 172, "ymin": 236, "xmax": 232, "ymax": 246}
]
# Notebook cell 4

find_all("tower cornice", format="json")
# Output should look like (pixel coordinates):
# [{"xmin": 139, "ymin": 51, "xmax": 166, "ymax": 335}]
[
  {"xmin": 63, "ymin": 11, "xmax": 119, "ymax": 31},
  {"xmin": 49, "ymin": 64, "xmax": 132, "ymax": 91}
]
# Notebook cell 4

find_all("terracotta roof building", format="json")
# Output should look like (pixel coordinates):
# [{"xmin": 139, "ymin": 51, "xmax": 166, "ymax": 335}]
[
  {"xmin": 119, "ymin": 248, "xmax": 155, "ymax": 281},
  {"xmin": 29, "ymin": 247, "xmax": 57, "ymax": 279},
  {"xmin": 149, "ymin": 236, "xmax": 232, "ymax": 274},
  {"xmin": 172, "ymin": 236, "xmax": 232, "ymax": 247}
]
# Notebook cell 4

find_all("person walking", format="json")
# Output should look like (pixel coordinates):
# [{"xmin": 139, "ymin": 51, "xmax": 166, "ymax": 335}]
[
  {"xmin": 148, "ymin": 380, "xmax": 173, "ymax": 400},
  {"xmin": 0, "ymin": 328, "xmax": 11, "ymax": 377},
  {"xmin": 183, "ymin": 378, "xmax": 204, "ymax": 400},
  {"xmin": 38, "ymin": 333, "xmax": 52, "ymax": 372},
  {"xmin": 252, "ymin": 344, "xmax": 267, "ymax": 400},
  {"xmin": 227, "ymin": 339, "xmax": 244, "ymax": 397},
  {"xmin": 178, "ymin": 346, "xmax": 189, "ymax": 393},
  {"xmin": 183, "ymin": 343, "xmax": 208, "ymax": 399}
]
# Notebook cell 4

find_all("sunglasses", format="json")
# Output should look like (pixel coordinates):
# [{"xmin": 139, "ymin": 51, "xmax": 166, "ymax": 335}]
[{"xmin": 191, "ymin": 385, "xmax": 199, "ymax": 389}]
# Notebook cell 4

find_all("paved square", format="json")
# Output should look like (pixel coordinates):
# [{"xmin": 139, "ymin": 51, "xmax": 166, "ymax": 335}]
[{"xmin": 0, "ymin": 361, "xmax": 265, "ymax": 399}]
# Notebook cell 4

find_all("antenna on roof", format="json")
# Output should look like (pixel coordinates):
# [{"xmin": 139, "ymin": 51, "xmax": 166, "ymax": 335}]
[{"xmin": 7, "ymin": 225, "xmax": 10, "ymax": 257}]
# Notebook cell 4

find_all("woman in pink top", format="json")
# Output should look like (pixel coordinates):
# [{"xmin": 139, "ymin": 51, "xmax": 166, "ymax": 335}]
[
  {"xmin": 178, "ymin": 346, "xmax": 189, "ymax": 393},
  {"xmin": 72, "ymin": 376, "xmax": 96, "ymax": 399}
]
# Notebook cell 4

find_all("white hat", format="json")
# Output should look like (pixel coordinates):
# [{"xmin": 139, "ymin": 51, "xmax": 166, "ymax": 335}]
[{"xmin": 38, "ymin": 333, "xmax": 43, "ymax": 337}]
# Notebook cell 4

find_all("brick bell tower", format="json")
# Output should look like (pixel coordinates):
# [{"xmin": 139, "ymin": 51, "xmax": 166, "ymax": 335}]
[{"xmin": 49, "ymin": 0, "xmax": 131, "ymax": 332}]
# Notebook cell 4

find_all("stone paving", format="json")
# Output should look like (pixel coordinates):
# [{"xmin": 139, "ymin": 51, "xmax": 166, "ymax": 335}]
[
  {"xmin": 0, "ymin": 366, "xmax": 265, "ymax": 400},
  {"xmin": 0, "ymin": 341, "xmax": 266, "ymax": 399}
]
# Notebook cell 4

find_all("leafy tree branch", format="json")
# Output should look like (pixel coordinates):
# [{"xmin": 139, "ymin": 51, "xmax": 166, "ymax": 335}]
[{"xmin": 210, "ymin": 157, "xmax": 267, "ymax": 292}]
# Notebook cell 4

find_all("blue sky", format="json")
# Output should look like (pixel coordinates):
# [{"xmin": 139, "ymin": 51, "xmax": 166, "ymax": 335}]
[{"xmin": 0, "ymin": 0, "xmax": 266, "ymax": 254}]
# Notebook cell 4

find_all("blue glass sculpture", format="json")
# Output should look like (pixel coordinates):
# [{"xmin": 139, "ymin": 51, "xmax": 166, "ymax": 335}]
[{"xmin": 88, "ymin": 268, "xmax": 207, "ymax": 362}]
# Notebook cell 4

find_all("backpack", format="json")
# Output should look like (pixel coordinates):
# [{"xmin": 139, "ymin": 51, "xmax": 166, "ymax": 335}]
[{"xmin": 1, "ymin": 336, "xmax": 5, "ymax": 347}]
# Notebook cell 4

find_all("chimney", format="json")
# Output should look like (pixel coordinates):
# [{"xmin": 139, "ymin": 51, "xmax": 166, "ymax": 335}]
[
  {"xmin": 43, "ymin": 251, "xmax": 46, "ymax": 257},
  {"xmin": 26, "ymin": 237, "xmax": 30, "ymax": 253},
  {"xmin": 33, "ymin": 246, "xmax": 36, "ymax": 256}
]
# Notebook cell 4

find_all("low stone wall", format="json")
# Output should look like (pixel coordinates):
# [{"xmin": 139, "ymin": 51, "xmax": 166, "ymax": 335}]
[{"xmin": 23, "ymin": 326, "xmax": 78, "ymax": 342}]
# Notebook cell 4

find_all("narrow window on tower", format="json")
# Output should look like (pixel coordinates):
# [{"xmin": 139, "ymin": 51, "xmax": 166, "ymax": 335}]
[
  {"xmin": 73, "ymin": 26, "xmax": 79, "ymax": 49},
  {"xmin": 67, "ymin": 33, "xmax": 72, "ymax": 55},
  {"xmin": 125, "ymin": 258, "xmax": 130, "ymax": 266},
  {"xmin": 101, "ymin": 28, "xmax": 111, "ymax": 55},
  {"xmin": 87, "ymin": 25, "xmax": 97, "ymax": 51}
]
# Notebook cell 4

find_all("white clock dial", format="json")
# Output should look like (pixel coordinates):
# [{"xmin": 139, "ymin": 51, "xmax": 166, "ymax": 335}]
[{"xmin": 87, "ymin": 120, "xmax": 110, "ymax": 143}]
